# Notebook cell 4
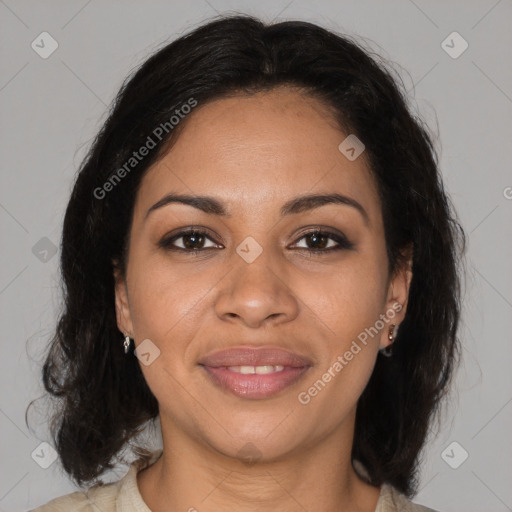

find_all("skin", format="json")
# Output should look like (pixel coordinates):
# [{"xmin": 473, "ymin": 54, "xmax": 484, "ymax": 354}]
[{"xmin": 114, "ymin": 86, "xmax": 412, "ymax": 512}]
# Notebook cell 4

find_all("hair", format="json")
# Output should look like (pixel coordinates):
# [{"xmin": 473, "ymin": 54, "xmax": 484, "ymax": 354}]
[{"xmin": 26, "ymin": 13, "xmax": 465, "ymax": 498}]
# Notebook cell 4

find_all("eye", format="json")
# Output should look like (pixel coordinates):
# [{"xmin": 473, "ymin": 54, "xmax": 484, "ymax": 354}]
[
  {"xmin": 158, "ymin": 227, "xmax": 354, "ymax": 255},
  {"xmin": 291, "ymin": 229, "xmax": 355, "ymax": 255},
  {"xmin": 158, "ymin": 228, "xmax": 222, "ymax": 252}
]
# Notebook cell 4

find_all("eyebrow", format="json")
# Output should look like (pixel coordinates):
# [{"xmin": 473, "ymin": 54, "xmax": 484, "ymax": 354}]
[{"xmin": 145, "ymin": 192, "xmax": 369, "ymax": 225}]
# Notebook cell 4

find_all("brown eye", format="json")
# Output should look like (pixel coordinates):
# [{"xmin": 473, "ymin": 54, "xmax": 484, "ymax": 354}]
[
  {"xmin": 292, "ymin": 229, "xmax": 354, "ymax": 254},
  {"xmin": 158, "ymin": 228, "xmax": 354, "ymax": 255},
  {"xmin": 303, "ymin": 232, "xmax": 330, "ymax": 250},
  {"xmin": 159, "ymin": 229, "xmax": 221, "ymax": 251}
]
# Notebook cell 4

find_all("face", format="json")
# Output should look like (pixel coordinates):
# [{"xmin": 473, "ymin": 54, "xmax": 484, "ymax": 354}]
[{"xmin": 114, "ymin": 87, "xmax": 411, "ymax": 462}]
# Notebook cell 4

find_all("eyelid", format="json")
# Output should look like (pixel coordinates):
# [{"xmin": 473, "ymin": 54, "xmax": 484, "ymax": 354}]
[
  {"xmin": 158, "ymin": 225, "xmax": 354, "ymax": 254},
  {"xmin": 158, "ymin": 226, "xmax": 223, "ymax": 251},
  {"xmin": 289, "ymin": 227, "xmax": 355, "ymax": 252}
]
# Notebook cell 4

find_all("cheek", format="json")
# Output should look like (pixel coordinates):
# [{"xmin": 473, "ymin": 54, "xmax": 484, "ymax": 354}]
[
  {"xmin": 309, "ymin": 255, "xmax": 388, "ymax": 343},
  {"xmin": 306, "ymin": 252, "xmax": 388, "ymax": 404},
  {"xmin": 126, "ymin": 249, "xmax": 216, "ymax": 353},
  {"xmin": 300, "ymin": 347, "xmax": 377, "ymax": 431},
  {"xmin": 297, "ymin": 267, "xmax": 384, "ymax": 419}
]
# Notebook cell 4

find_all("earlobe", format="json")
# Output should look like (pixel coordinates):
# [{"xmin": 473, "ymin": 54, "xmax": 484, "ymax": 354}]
[
  {"xmin": 379, "ymin": 323, "xmax": 396, "ymax": 357},
  {"xmin": 380, "ymin": 245, "xmax": 413, "ymax": 352}
]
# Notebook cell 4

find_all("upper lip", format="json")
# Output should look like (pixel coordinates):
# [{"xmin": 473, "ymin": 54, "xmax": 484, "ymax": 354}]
[{"xmin": 199, "ymin": 347, "xmax": 313, "ymax": 368}]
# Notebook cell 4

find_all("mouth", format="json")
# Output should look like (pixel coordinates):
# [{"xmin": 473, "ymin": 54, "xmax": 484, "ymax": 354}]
[{"xmin": 198, "ymin": 347, "xmax": 312, "ymax": 400}]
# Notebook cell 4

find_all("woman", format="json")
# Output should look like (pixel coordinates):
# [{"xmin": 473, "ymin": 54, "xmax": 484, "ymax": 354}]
[{"xmin": 28, "ymin": 13, "xmax": 464, "ymax": 512}]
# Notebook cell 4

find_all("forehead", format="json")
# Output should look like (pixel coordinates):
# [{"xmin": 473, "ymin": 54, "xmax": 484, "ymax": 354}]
[{"xmin": 135, "ymin": 87, "xmax": 380, "ymax": 221}]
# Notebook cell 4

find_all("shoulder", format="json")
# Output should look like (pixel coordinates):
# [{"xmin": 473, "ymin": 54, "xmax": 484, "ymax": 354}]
[
  {"xmin": 377, "ymin": 483, "xmax": 440, "ymax": 512},
  {"xmin": 27, "ymin": 480, "xmax": 121, "ymax": 512},
  {"xmin": 28, "ymin": 449, "xmax": 163, "ymax": 512}
]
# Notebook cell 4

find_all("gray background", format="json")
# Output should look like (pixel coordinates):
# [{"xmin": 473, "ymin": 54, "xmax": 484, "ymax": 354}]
[{"xmin": 1, "ymin": 1, "xmax": 511, "ymax": 511}]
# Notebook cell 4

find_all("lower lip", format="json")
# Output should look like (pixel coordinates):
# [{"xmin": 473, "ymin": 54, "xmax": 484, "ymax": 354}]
[{"xmin": 202, "ymin": 366, "xmax": 310, "ymax": 399}]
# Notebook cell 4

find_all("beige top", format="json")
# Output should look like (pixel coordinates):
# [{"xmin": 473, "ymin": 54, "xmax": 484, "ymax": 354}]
[{"xmin": 29, "ymin": 450, "xmax": 438, "ymax": 512}]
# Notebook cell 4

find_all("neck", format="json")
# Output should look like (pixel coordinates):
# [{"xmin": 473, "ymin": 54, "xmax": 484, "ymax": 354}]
[{"xmin": 137, "ymin": 411, "xmax": 380, "ymax": 512}]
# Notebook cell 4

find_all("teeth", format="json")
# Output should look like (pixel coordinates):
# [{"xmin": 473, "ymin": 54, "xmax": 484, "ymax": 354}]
[
  {"xmin": 227, "ymin": 365, "xmax": 285, "ymax": 374},
  {"xmin": 255, "ymin": 365, "xmax": 284, "ymax": 374}
]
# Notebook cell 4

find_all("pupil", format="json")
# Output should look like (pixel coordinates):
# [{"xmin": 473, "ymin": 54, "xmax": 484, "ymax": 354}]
[
  {"xmin": 309, "ymin": 232, "xmax": 327, "ymax": 249},
  {"xmin": 184, "ymin": 233, "xmax": 203, "ymax": 249}
]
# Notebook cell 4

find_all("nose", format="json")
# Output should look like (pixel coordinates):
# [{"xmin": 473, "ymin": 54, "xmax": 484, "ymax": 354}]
[{"xmin": 214, "ymin": 247, "xmax": 300, "ymax": 329}]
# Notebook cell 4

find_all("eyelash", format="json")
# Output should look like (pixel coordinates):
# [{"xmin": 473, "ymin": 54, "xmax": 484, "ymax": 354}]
[{"xmin": 158, "ymin": 227, "xmax": 355, "ymax": 256}]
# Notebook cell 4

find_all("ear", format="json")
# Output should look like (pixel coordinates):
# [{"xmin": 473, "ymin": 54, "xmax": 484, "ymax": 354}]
[
  {"xmin": 113, "ymin": 260, "xmax": 134, "ymax": 337},
  {"xmin": 379, "ymin": 244, "xmax": 413, "ymax": 351}
]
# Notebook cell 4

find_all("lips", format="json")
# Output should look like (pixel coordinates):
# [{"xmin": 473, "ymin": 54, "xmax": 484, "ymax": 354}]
[
  {"xmin": 199, "ymin": 347, "xmax": 312, "ymax": 368},
  {"xmin": 199, "ymin": 347, "xmax": 312, "ymax": 399}
]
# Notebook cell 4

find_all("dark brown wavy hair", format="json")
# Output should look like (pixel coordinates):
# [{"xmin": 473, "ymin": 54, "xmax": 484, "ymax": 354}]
[{"xmin": 26, "ymin": 13, "xmax": 465, "ymax": 498}]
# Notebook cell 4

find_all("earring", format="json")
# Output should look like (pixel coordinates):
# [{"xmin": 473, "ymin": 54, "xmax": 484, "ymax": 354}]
[
  {"xmin": 380, "ymin": 324, "xmax": 395, "ymax": 357},
  {"xmin": 123, "ymin": 334, "xmax": 132, "ymax": 354}
]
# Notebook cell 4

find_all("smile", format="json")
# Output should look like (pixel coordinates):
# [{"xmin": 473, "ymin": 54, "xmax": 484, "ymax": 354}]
[
  {"xmin": 199, "ymin": 346, "xmax": 313, "ymax": 399},
  {"xmin": 201, "ymin": 365, "xmax": 310, "ymax": 399},
  {"xmin": 227, "ymin": 365, "xmax": 285, "ymax": 374}
]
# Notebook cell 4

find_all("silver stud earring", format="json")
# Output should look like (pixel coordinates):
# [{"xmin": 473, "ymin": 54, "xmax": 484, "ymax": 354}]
[{"xmin": 123, "ymin": 334, "xmax": 132, "ymax": 354}]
